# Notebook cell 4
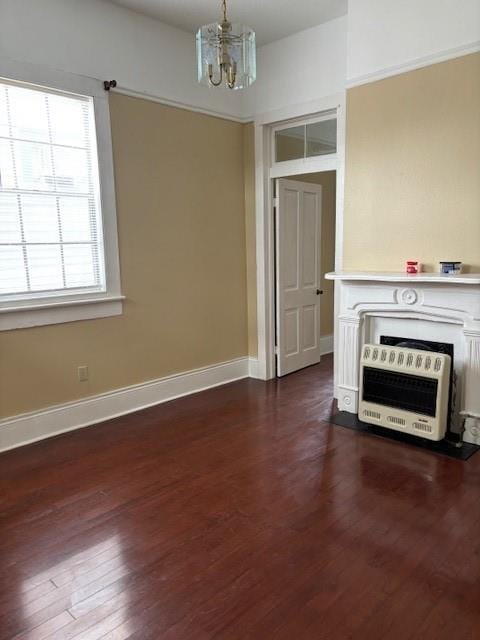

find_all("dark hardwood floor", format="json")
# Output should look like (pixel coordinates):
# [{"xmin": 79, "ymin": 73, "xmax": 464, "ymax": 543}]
[{"xmin": 1, "ymin": 355, "xmax": 480, "ymax": 639}]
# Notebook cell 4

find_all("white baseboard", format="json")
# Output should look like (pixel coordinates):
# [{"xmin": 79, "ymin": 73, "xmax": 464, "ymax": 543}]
[
  {"xmin": 320, "ymin": 333, "xmax": 334, "ymax": 356},
  {"xmin": 1, "ymin": 345, "xmax": 334, "ymax": 453},
  {"xmin": 249, "ymin": 336, "xmax": 332, "ymax": 380},
  {"xmin": 248, "ymin": 357, "xmax": 262, "ymax": 379},
  {"xmin": 0, "ymin": 357, "xmax": 249, "ymax": 453}
]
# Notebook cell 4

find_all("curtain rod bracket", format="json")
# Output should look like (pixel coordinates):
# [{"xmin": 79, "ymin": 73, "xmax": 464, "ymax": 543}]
[{"xmin": 103, "ymin": 80, "xmax": 117, "ymax": 91}]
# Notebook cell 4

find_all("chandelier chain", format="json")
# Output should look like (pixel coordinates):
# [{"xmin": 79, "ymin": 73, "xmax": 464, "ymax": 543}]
[{"xmin": 222, "ymin": 0, "xmax": 227, "ymax": 22}]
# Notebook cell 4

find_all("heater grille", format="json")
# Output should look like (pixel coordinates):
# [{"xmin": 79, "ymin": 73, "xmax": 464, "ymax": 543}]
[
  {"xmin": 362, "ymin": 368, "xmax": 438, "ymax": 417},
  {"xmin": 413, "ymin": 422, "xmax": 433, "ymax": 434},
  {"xmin": 361, "ymin": 345, "xmax": 446, "ymax": 374},
  {"xmin": 363, "ymin": 409, "xmax": 381, "ymax": 420}
]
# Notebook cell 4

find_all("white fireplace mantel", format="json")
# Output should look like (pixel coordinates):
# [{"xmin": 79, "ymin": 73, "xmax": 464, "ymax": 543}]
[
  {"xmin": 326, "ymin": 271, "xmax": 480, "ymax": 444},
  {"xmin": 326, "ymin": 271, "xmax": 480, "ymax": 285}
]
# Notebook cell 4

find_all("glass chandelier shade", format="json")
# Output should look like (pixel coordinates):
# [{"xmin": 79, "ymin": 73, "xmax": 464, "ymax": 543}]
[{"xmin": 196, "ymin": 2, "xmax": 256, "ymax": 90}]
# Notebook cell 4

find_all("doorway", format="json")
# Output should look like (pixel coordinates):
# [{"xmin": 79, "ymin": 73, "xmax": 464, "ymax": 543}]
[
  {"xmin": 274, "ymin": 172, "xmax": 336, "ymax": 377},
  {"xmin": 252, "ymin": 93, "xmax": 345, "ymax": 386}
]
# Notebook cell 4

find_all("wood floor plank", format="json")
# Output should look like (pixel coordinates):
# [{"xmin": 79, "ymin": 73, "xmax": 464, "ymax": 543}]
[
  {"xmin": 10, "ymin": 611, "xmax": 73, "ymax": 640},
  {"xmin": 1, "ymin": 355, "xmax": 480, "ymax": 639}
]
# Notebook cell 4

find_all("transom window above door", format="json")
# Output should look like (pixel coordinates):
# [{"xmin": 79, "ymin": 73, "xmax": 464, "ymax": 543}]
[
  {"xmin": 0, "ymin": 64, "xmax": 122, "ymax": 331},
  {"xmin": 275, "ymin": 116, "xmax": 337, "ymax": 163}
]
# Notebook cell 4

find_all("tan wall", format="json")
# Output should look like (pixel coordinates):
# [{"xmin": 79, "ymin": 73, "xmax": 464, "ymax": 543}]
[
  {"xmin": 243, "ymin": 124, "xmax": 258, "ymax": 357},
  {"xmin": 0, "ymin": 94, "xmax": 248, "ymax": 419},
  {"xmin": 344, "ymin": 52, "xmax": 480, "ymax": 272},
  {"xmin": 287, "ymin": 173, "xmax": 336, "ymax": 337}
]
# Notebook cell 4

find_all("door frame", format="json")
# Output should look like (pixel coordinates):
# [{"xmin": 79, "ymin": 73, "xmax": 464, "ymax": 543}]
[{"xmin": 253, "ymin": 92, "xmax": 345, "ymax": 389}]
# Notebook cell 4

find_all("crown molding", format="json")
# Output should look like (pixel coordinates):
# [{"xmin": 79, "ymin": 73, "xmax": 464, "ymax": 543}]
[
  {"xmin": 112, "ymin": 86, "xmax": 252, "ymax": 123},
  {"xmin": 346, "ymin": 40, "xmax": 480, "ymax": 89}
]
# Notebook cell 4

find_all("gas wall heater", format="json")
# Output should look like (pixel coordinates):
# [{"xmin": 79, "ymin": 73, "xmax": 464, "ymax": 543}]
[{"xmin": 359, "ymin": 344, "xmax": 451, "ymax": 441}]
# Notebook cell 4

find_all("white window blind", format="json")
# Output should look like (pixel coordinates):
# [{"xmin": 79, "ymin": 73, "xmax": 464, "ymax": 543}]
[{"xmin": 0, "ymin": 79, "xmax": 106, "ymax": 299}]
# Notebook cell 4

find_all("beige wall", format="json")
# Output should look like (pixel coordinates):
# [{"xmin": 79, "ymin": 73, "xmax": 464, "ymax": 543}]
[
  {"xmin": 344, "ymin": 52, "xmax": 480, "ymax": 272},
  {"xmin": 0, "ymin": 94, "xmax": 248, "ymax": 419},
  {"xmin": 287, "ymin": 173, "xmax": 336, "ymax": 337},
  {"xmin": 9, "ymin": 52, "xmax": 473, "ymax": 420},
  {"xmin": 243, "ymin": 124, "xmax": 258, "ymax": 357}
]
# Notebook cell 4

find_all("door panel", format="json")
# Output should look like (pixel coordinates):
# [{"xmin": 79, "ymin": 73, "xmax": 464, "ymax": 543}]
[
  {"xmin": 302, "ymin": 193, "xmax": 317, "ymax": 287},
  {"xmin": 283, "ymin": 192, "xmax": 299, "ymax": 290},
  {"xmin": 285, "ymin": 308, "xmax": 300, "ymax": 355},
  {"xmin": 302, "ymin": 304, "xmax": 317, "ymax": 350},
  {"xmin": 276, "ymin": 179, "xmax": 322, "ymax": 376}
]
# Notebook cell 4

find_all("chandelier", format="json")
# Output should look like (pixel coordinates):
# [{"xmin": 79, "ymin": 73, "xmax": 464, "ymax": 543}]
[{"xmin": 196, "ymin": 0, "xmax": 256, "ymax": 90}]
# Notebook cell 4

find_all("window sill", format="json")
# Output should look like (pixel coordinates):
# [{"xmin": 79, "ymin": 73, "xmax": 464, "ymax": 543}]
[{"xmin": 0, "ymin": 295, "xmax": 125, "ymax": 331}]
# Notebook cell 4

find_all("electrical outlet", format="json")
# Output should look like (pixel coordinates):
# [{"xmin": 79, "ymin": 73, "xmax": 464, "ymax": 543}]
[{"xmin": 78, "ymin": 365, "xmax": 89, "ymax": 382}]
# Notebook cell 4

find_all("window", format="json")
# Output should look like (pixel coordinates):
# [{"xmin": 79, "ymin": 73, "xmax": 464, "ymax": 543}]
[
  {"xmin": 274, "ymin": 113, "xmax": 337, "ymax": 164},
  {"xmin": 0, "ymin": 80, "xmax": 105, "ymax": 298},
  {"xmin": 0, "ymin": 64, "xmax": 122, "ymax": 330}
]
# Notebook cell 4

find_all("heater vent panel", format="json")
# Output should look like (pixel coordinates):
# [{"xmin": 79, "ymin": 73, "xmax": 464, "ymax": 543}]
[
  {"xmin": 359, "ymin": 343, "xmax": 451, "ymax": 441},
  {"xmin": 363, "ymin": 368, "xmax": 438, "ymax": 417}
]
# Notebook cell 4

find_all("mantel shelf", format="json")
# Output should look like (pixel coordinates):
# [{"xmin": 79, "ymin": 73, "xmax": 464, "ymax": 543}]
[{"xmin": 325, "ymin": 271, "xmax": 480, "ymax": 285}]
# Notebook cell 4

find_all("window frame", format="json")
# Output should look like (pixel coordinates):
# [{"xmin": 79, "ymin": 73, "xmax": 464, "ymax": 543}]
[{"xmin": 0, "ymin": 58, "xmax": 123, "ymax": 330}]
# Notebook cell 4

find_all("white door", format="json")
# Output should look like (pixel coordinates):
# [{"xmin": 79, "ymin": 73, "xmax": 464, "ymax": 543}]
[{"xmin": 276, "ymin": 179, "xmax": 322, "ymax": 376}]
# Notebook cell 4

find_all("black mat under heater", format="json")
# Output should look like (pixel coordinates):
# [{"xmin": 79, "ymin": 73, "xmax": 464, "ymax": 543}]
[{"xmin": 331, "ymin": 411, "xmax": 480, "ymax": 460}]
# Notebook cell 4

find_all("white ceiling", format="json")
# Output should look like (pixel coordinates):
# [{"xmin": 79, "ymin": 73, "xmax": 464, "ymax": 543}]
[{"xmin": 107, "ymin": 0, "xmax": 348, "ymax": 45}]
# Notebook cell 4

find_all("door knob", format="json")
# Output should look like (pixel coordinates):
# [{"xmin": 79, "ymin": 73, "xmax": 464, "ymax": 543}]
[{"xmin": 316, "ymin": 289, "xmax": 323, "ymax": 295}]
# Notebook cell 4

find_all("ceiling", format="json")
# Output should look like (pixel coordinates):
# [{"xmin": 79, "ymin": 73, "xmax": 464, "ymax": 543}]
[{"xmin": 107, "ymin": 0, "xmax": 348, "ymax": 45}]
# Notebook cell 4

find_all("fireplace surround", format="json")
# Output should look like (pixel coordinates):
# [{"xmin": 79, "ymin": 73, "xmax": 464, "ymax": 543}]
[{"xmin": 325, "ymin": 272, "xmax": 480, "ymax": 444}]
